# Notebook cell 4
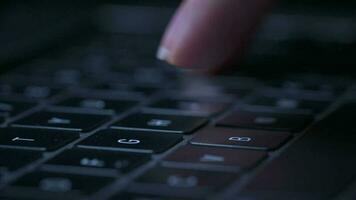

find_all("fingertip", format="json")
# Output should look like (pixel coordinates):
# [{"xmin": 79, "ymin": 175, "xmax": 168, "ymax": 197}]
[
  {"xmin": 156, "ymin": 46, "xmax": 171, "ymax": 61},
  {"xmin": 158, "ymin": 0, "xmax": 274, "ymax": 72}
]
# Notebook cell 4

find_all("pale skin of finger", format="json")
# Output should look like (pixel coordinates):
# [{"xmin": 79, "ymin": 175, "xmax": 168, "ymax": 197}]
[{"xmin": 157, "ymin": 0, "xmax": 275, "ymax": 72}]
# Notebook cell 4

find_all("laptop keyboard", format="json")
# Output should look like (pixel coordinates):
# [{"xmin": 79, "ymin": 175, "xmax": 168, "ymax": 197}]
[{"xmin": 0, "ymin": 33, "xmax": 354, "ymax": 200}]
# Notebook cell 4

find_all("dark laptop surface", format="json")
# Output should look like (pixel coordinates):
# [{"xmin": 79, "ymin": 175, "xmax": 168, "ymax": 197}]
[{"xmin": 0, "ymin": 1, "xmax": 355, "ymax": 200}]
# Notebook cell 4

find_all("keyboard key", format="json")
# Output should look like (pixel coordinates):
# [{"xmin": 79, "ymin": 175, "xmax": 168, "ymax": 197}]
[
  {"xmin": 0, "ymin": 149, "xmax": 42, "ymax": 171},
  {"xmin": 247, "ymin": 96, "xmax": 331, "ymax": 113},
  {"xmin": 55, "ymin": 97, "xmax": 137, "ymax": 113},
  {"xmin": 77, "ymin": 129, "xmax": 182, "ymax": 153},
  {"xmin": 4, "ymin": 171, "xmax": 114, "ymax": 197},
  {"xmin": 146, "ymin": 98, "xmax": 229, "ymax": 116},
  {"xmin": 0, "ymin": 128, "xmax": 79, "ymax": 151},
  {"xmin": 133, "ymin": 167, "xmax": 238, "ymax": 198},
  {"xmin": 45, "ymin": 148, "xmax": 150, "ymax": 173},
  {"xmin": 12, "ymin": 111, "xmax": 111, "ymax": 132},
  {"xmin": 0, "ymin": 99, "xmax": 36, "ymax": 117},
  {"xmin": 164, "ymin": 145, "xmax": 266, "ymax": 170},
  {"xmin": 95, "ymin": 83, "xmax": 159, "ymax": 96},
  {"xmin": 217, "ymin": 110, "xmax": 313, "ymax": 132},
  {"xmin": 190, "ymin": 127, "xmax": 291, "ymax": 150},
  {"xmin": 238, "ymin": 103, "xmax": 356, "ymax": 200},
  {"xmin": 111, "ymin": 113, "xmax": 207, "ymax": 134}
]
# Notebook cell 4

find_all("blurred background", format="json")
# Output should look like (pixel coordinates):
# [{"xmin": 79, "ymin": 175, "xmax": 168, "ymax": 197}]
[{"xmin": 0, "ymin": 0, "xmax": 355, "ymax": 75}]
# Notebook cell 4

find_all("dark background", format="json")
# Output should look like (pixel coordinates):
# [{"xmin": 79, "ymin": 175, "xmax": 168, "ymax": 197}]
[{"xmin": 0, "ymin": 0, "xmax": 355, "ymax": 76}]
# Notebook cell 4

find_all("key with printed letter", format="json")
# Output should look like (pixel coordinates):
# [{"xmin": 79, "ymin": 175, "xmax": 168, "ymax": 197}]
[
  {"xmin": 146, "ymin": 98, "xmax": 229, "ymax": 116},
  {"xmin": 191, "ymin": 127, "xmax": 291, "ymax": 150},
  {"xmin": 77, "ymin": 129, "xmax": 182, "ymax": 153},
  {"xmin": 163, "ymin": 145, "xmax": 267, "ymax": 171},
  {"xmin": 55, "ymin": 96, "xmax": 137, "ymax": 113},
  {"xmin": 44, "ymin": 148, "xmax": 150, "ymax": 173},
  {"xmin": 131, "ymin": 167, "xmax": 238, "ymax": 199},
  {"xmin": 1, "ymin": 171, "xmax": 114, "ymax": 199},
  {"xmin": 111, "ymin": 112, "xmax": 207, "ymax": 134},
  {"xmin": 217, "ymin": 110, "xmax": 313, "ymax": 132},
  {"xmin": 0, "ymin": 128, "xmax": 79, "ymax": 151},
  {"xmin": 12, "ymin": 111, "xmax": 111, "ymax": 132}
]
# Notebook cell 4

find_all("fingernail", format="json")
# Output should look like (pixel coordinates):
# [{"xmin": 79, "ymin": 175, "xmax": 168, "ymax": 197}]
[{"xmin": 156, "ymin": 46, "xmax": 171, "ymax": 61}]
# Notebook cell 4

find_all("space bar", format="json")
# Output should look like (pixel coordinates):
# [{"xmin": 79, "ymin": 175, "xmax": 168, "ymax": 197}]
[{"xmin": 239, "ymin": 103, "xmax": 356, "ymax": 200}]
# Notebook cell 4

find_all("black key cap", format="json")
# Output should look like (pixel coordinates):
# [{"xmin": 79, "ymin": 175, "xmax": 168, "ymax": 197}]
[
  {"xmin": 146, "ymin": 98, "xmax": 228, "ymax": 116},
  {"xmin": 3, "ymin": 171, "xmax": 114, "ymax": 197},
  {"xmin": 132, "ymin": 167, "xmax": 238, "ymax": 198},
  {"xmin": 247, "ymin": 96, "xmax": 330, "ymax": 113},
  {"xmin": 12, "ymin": 111, "xmax": 111, "ymax": 132},
  {"xmin": 0, "ymin": 149, "xmax": 42, "ymax": 171},
  {"xmin": 0, "ymin": 99, "xmax": 36, "ymax": 117},
  {"xmin": 95, "ymin": 83, "xmax": 158, "ymax": 96},
  {"xmin": 0, "ymin": 128, "xmax": 78, "ymax": 151},
  {"xmin": 238, "ymin": 103, "xmax": 356, "ymax": 200},
  {"xmin": 45, "ymin": 148, "xmax": 150, "ymax": 173},
  {"xmin": 0, "ymin": 115, "xmax": 5, "ymax": 124},
  {"xmin": 191, "ymin": 127, "xmax": 291, "ymax": 150},
  {"xmin": 217, "ymin": 110, "xmax": 313, "ymax": 132},
  {"xmin": 55, "ymin": 97, "xmax": 137, "ymax": 113},
  {"xmin": 77, "ymin": 129, "xmax": 182, "ymax": 153},
  {"xmin": 164, "ymin": 145, "xmax": 266, "ymax": 170},
  {"xmin": 111, "ymin": 113, "xmax": 207, "ymax": 134}
]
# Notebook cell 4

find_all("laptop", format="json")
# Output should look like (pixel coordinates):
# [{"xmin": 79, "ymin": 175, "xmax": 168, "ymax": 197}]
[{"xmin": 0, "ymin": 1, "xmax": 355, "ymax": 199}]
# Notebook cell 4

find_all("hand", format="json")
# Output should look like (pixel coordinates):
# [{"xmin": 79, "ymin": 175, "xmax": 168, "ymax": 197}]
[{"xmin": 157, "ymin": 0, "xmax": 275, "ymax": 73}]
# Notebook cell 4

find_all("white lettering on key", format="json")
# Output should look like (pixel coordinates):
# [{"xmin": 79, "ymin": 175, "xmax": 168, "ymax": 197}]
[
  {"xmin": 167, "ymin": 175, "xmax": 198, "ymax": 188},
  {"xmin": 147, "ymin": 119, "xmax": 172, "ymax": 127},
  {"xmin": 12, "ymin": 137, "xmax": 35, "ymax": 142},
  {"xmin": 48, "ymin": 117, "xmax": 71, "ymax": 125},
  {"xmin": 199, "ymin": 154, "xmax": 225, "ymax": 163},
  {"xmin": 228, "ymin": 136, "xmax": 252, "ymax": 142},
  {"xmin": 80, "ymin": 158, "xmax": 105, "ymax": 167},
  {"xmin": 254, "ymin": 116, "xmax": 277, "ymax": 125},
  {"xmin": 117, "ymin": 139, "xmax": 141, "ymax": 145}
]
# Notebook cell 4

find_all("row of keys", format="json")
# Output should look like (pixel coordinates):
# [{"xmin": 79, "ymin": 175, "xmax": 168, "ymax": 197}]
[
  {"xmin": 1, "ymin": 166, "xmax": 236, "ymax": 199},
  {"xmin": 0, "ymin": 132, "xmax": 266, "ymax": 175},
  {"xmin": 0, "ymin": 90, "xmax": 314, "ymax": 135},
  {"xmin": 8, "ymin": 108, "xmax": 312, "ymax": 135},
  {"xmin": 0, "ymin": 128, "xmax": 182, "ymax": 154},
  {"xmin": 0, "ymin": 126, "xmax": 286, "ymax": 159},
  {"xmin": 2, "ymin": 109, "xmax": 300, "ymax": 153}
]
